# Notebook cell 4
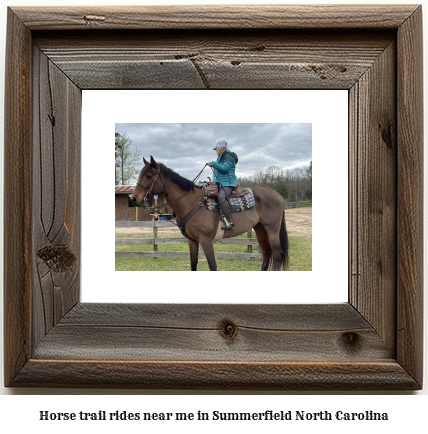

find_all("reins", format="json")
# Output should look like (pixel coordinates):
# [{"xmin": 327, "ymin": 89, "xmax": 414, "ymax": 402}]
[
  {"xmin": 137, "ymin": 163, "xmax": 208, "ymax": 212},
  {"xmin": 138, "ymin": 163, "xmax": 208, "ymax": 240},
  {"xmin": 136, "ymin": 162, "xmax": 226, "ymax": 242}
]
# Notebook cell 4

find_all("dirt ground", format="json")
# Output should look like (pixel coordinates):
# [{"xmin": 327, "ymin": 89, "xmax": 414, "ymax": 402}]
[
  {"xmin": 284, "ymin": 207, "xmax": 312, "ymax": 237},
  {"xmin": 116, "ymin": 207, "xmax": 312, "ymax": 238}
]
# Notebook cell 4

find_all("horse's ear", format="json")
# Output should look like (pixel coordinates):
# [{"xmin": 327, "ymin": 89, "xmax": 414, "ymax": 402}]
[
  {"xmin": 150, "ymin": 156, "xmax": 158, "ymax": 168},
  {"xmin": 143, "ymin": 157, "xmax": 149, "ymax": 166}
]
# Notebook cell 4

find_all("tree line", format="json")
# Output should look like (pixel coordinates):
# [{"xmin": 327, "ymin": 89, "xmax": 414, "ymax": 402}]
[{"xmin": 237, "ymin": 161, "xmax": 312, "ymax": 202}]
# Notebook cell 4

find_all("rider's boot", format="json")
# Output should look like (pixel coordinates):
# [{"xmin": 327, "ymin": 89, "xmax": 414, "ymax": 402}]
[{"xmin": 220, "ymin": 200, "xmax": 234, "ymax": 231}]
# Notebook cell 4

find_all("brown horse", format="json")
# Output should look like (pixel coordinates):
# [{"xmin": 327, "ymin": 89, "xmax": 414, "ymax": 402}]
[{"xmin": 131, "ymin": 156, "xmax": 289, "ymax": 271}]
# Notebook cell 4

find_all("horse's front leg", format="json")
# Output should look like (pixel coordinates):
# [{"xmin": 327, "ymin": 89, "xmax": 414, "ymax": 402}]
[
  {"xmin": 198, "ymin": 235, "xmax": 217, "ymax": 271},
  {"xmin": 187, "ymin": 239, "xmax": 199, "ymax": 271}
]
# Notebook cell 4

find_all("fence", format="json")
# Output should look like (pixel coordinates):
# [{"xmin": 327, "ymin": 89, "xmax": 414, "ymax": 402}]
[
  {"xmin": 115, "ymin": 221, "xmax": 261, "ymax": 261},
  {"xmin": 284, "ymin": 200, "xmax": 312, "ymax": 209}
]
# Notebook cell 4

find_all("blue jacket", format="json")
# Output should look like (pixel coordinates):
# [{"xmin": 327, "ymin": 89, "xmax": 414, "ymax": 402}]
[{"xmin": 211, "ymin": 150, "xmax": 238, "ymax": 187}]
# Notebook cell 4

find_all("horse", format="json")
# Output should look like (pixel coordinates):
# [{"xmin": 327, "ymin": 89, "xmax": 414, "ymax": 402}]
[{"xmin": 130, "ymin": 156, "xmax": 289, "ymax": 271}]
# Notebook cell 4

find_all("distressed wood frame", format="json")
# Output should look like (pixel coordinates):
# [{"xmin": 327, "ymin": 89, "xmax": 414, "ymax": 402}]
[{"xmin": 4, "ymin": 5, "xmax": 423, "ymax": 389}]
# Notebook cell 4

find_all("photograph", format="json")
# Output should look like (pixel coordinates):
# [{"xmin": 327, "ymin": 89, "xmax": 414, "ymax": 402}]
[{"xmin": 114, "ymin": 123, "xmax": 312, "ymax": 272}]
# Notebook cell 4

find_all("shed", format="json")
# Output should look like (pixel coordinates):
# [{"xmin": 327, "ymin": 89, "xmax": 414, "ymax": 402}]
[{"xmin": 115, "ymin": 186, "xmax": 172, "ymax": 221}]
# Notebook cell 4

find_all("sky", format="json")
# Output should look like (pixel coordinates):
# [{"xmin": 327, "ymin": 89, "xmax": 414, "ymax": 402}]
[{"xmin": 115, "ymin": 123, "xmax": 312, "ymax": 182}]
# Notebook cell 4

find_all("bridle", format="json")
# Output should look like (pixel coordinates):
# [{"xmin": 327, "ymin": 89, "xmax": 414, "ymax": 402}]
[
  {"xmin": 134, "ymin": 163, "xmax": 212, "ymax": 241},
  {"xmin": 134, "ymin": 163, "xmax": 208, "ymax": 213},
  {"xmin": 135, "ymin": 168, "xmax": 165, "ymax": 209},
  {"xmin": 135, "ymin": 166, "xmax": 191, "ymax": 211}
]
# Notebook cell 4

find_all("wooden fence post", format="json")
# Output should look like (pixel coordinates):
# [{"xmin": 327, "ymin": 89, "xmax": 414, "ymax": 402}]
[
  {"xmin": 153, "ymin": 220, "xmax": 158, "ymax": 257},
  {"xmin": 247, "ymin": 230, "xmax": 252, "ymax": 253}
]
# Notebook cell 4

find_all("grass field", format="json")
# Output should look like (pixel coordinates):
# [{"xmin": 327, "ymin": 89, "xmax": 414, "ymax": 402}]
[{"xmin": 115, "ymin": 231, "xmax": 311, "ymax": 271}]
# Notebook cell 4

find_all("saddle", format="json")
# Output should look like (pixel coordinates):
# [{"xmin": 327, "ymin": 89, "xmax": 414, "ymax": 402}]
[
  {"xmin": 205, "ymin": 187, "xmax": 255, "ymax": 214},
  {"xmin": 177, "ymin": 185, "xmax": 254, "ymax": 241},
  {"xmin": 203, "ymin": 183, "xmax": 250, "ymax": 199},
  {"xmin": 230, "ymin": 185, "xmax": 250, "ymax": 198}
]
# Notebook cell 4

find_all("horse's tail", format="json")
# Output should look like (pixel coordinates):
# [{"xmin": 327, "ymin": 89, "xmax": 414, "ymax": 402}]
[{"xmin": 279, "ymin": 210, "xmax": 289, "ymax": 270}]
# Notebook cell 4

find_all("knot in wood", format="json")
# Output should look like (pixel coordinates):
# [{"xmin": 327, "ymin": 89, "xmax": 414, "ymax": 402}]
[
  {"xmin": 341, "ymin": 332, "xmax": 361, "ymax": 350},
  {"xmin": 37, "ymin": 245, "xmax": 76, "ymax": 272},
  {"xmin": 219, "ymin": 320, "xmax": 238, "ymax": 340},
  {"xmin": 378, "ymin": 122, "xmax": 393, "ymax": 149}
]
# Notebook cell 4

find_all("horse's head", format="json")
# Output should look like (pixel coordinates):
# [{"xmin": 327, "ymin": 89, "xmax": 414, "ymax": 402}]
[{"xmin": 130, "ymin": 156, "xmax": 164, "ymax": 208}]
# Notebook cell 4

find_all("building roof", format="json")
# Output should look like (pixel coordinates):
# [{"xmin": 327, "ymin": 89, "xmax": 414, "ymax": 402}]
[{"xmin": 115, "ymin": 185, "xmax": 135, "ymax": 194}]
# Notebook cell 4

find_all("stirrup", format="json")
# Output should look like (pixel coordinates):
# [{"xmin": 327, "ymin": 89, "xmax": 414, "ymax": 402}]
[{"xmin": 221, "ymin": 219, "xmax": 234, "ymax": 231}]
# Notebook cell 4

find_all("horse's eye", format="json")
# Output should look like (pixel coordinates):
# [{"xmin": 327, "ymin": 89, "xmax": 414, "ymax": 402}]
[{"xmin": 147, "ymin": 175, "xmax": 152, "ymax": 179}]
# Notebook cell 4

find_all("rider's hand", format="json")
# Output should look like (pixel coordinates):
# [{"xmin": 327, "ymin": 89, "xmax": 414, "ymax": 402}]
[{"xmin": 207, "ymin": 162, "xmax": 212, "ymax": 167}]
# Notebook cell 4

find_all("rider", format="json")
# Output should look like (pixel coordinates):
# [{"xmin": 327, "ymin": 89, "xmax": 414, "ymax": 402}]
[{"xmin": 207, "ymin": 140, "xmax": 238, "ymax": 231}]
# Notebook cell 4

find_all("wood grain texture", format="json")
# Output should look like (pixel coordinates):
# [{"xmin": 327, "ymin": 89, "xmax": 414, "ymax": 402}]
[
  {"xmin": 4, "ymin": 6, "xmax": 423, "ymax": 390},
  {"xmin": 33, "ymin": 325, "xmax": 387, "ymax": 362},
  {"xmin": 12, "ymin": 5, "xmax": 419, "ymax": 30},
  {"xmin": 32, "ymin": 46, "xmax": 81, "ymax": 349},
  {"xmin": 34, "ymin": 31, "xmax": 393, "ymax": 90},
  {"xmin": 12, "ymin": 304, "xmax": 406, "ymax": 388},
  {"xmin": 349, "ymin": 40, "xmax": 396, "ymax": 351},
  {"xmin": 3, "ymin": 8, "xmax": 32, "ymax": 388},
  {"xmin": 12, "ymin": 361, "xmax": 419, "ymax": 390},
  {"xmin": 60, "ymin": 303, "xmax": 371, "ymax": 329},
  {"xmin": 396, "ymin": 6, "xmax": 423, "ymax": 387}
]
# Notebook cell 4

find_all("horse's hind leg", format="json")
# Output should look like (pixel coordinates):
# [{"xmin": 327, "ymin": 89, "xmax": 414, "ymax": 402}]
[
  {"xmin": 187, "ymin": 239, "xmax": 199, "ymax": 271},
  {"xmin": 253, "ymin": 223, "xmax": 272, "ymax": 271},
  {"xmin": 266, "ymin": 229, "xmax": 283, "ymax": 271},
  {"xmin": 198, "ymin": 235, "xmax": 217, "ymax": 271}
]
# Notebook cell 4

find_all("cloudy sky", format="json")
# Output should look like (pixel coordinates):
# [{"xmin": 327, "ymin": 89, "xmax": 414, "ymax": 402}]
[{"xmin": 115, "ymin": 123, "xmax": 312, "ymax": 182}]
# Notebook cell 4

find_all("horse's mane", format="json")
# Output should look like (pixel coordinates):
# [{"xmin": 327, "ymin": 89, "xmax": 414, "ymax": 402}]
[{"xmin": 159, "ymin": 163, "xmax": 200, "ymax": 192}]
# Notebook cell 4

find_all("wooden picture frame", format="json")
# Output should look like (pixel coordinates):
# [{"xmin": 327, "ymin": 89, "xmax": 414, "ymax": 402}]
[{"xmin": 4, "ymin": 5, "xmax": 423, "ymax": 389}]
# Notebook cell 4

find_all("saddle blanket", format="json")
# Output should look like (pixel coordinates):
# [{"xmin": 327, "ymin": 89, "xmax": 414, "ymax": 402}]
[{"xmin": 206, "ymin": 188, "xmax": 255, "ymax": 213}]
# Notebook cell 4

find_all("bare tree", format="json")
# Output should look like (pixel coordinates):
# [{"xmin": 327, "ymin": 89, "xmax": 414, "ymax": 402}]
[{"xmin": 115, "ymin": 132, "xmax": 142, "ymax": 185}]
